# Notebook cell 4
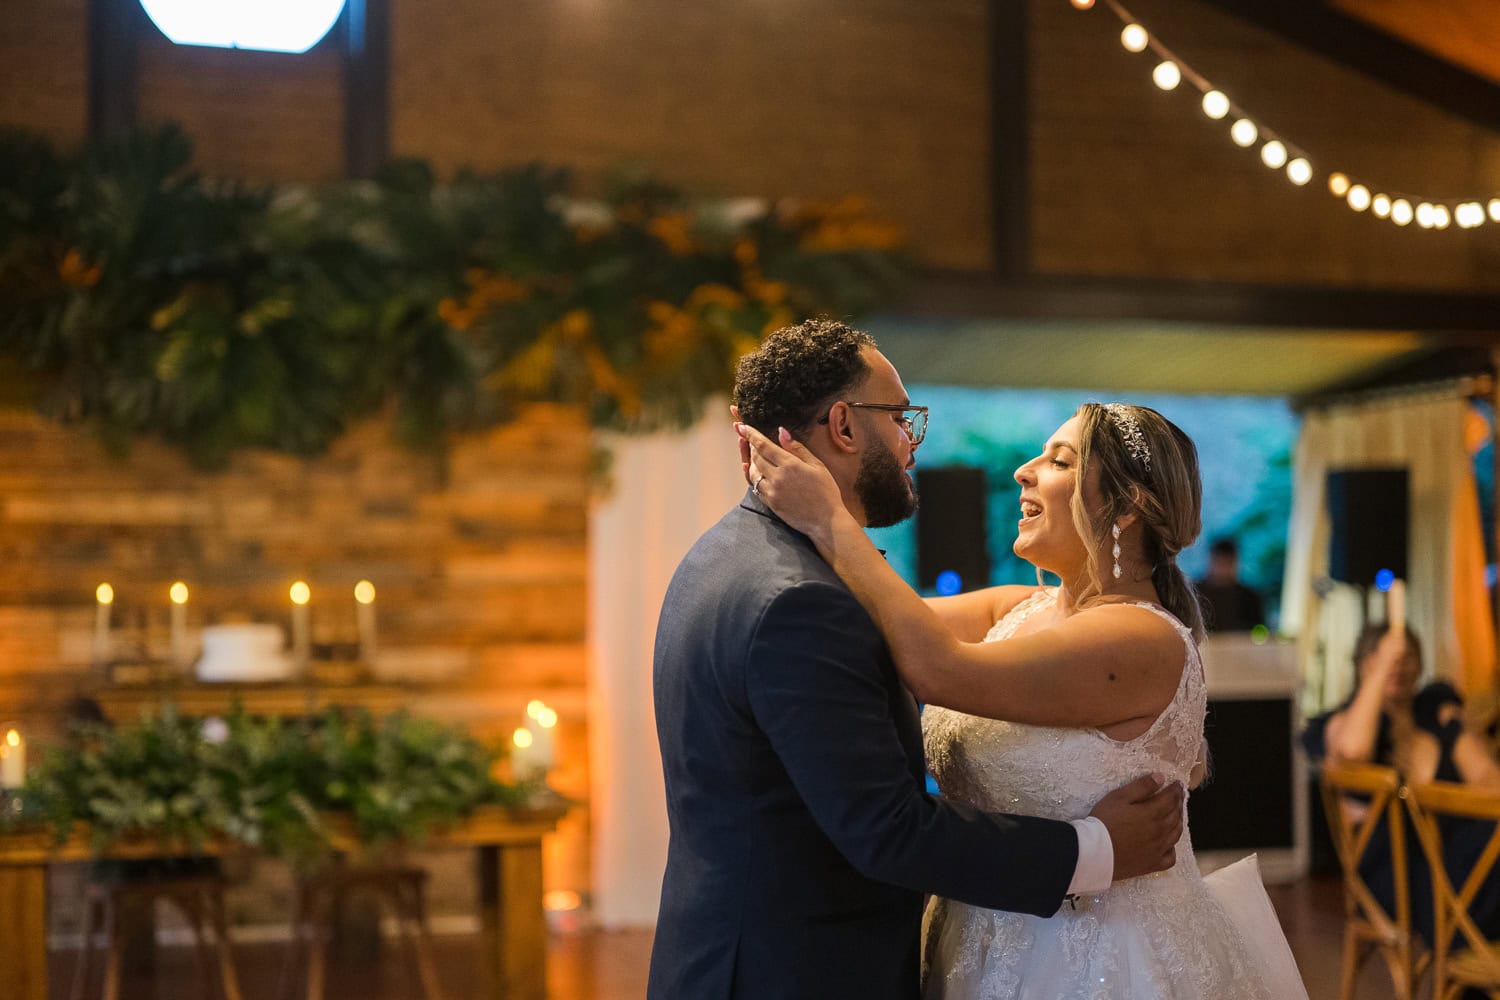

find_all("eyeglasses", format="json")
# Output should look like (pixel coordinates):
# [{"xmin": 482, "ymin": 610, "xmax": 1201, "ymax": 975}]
[{"xmin": 818, "ymin": 402, "xmax": 929, "ymax": 446}]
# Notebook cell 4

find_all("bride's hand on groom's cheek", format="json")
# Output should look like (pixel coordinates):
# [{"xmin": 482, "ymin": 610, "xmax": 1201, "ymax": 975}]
[{"xmin": 1090, "ymin": 773, "xmax": 1186, "ymax": 882}]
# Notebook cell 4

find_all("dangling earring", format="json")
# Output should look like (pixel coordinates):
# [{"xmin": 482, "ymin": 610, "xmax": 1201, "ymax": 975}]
[{"xmin": 1112, "ymin": 522, "xmax": 1123, "ymax": 579}]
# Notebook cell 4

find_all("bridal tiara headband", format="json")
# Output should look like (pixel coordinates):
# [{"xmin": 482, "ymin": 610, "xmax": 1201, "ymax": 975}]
[{"xmin": 1102, "ymin": 404, "xmax": 1152, "ymax": 473}]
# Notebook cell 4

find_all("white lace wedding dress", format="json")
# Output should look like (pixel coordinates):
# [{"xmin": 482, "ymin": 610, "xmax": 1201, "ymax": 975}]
[{"xmin": 920, "ymin": 590, "xmax": 1307, "ymax": 999}]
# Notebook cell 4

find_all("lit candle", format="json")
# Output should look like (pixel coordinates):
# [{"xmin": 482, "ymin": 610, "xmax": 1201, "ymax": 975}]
[
  {"xmin": 169, "ymin": 581, "xmax": 189, "ymax": 669},
  {"xmin": 290, "ymin": 581, "xmax": 311, "ymax": 672},
  {"xmin": 0, "ymin": 728, "xmax": 25, "ymax": 790},
  {"xmin": 525, "ymin": 701, "xmax": 558, "ymax": 775},
  {"xmin": 94, "ymin": 583, "xmax": 114, "ymax": 666},
  {"xmin": 354, "ymin": 580, "xmax": 377, "ymax": 663},
  {"xmin": 511, "ymin": 726, "xmax": 537, "ymax": 781}
]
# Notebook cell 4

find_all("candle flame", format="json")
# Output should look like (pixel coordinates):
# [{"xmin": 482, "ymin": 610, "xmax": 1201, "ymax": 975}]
[
  {"xmin": 513, "ymin": 727, "xmax": 534, "ymax": 749},
  {"xmin": 169, "ymin": 582, "xmax": 189, "ymax": 605},
  {"xmin": 538, "ymin": 707, "xmax": 559, "ymax": 729},
  {"xmin": 354, "ymin": 580, "xmax": 376, "ymax": 604},
  {"xmin": 5, "ymin": 730, "xmax": 19, "ymax": 748},
  {"xmin": 290, "ymin": 581, "xmax": 311, "ymax": 606},
  {"xmin": 526, "ymin": 699, "xmax": 546, "ymax": 720},
  {"xmin": 96, "ymin": 583, "xmax": 114, "ymax": 605}
]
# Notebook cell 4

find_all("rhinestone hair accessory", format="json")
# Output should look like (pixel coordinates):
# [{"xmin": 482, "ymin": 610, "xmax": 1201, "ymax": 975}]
[{"xmin": 1102, "ymin": 403, "xmax": 1152, "ymax": 473}]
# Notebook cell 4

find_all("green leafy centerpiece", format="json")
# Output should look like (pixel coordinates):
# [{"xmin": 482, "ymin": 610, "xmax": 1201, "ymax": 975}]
[{"xmin": 6, "ymin": 706, "xmax": 532, "ymax": 869}]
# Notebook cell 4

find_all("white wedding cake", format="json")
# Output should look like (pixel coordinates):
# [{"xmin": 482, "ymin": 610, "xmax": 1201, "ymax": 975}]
[{"xmin": 196, "ymin": 624, "xmax": 295, "ymax": 682}]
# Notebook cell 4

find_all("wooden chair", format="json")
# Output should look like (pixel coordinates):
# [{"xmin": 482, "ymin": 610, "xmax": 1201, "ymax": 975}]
[
  {"xmin": 1406, "ymin": 781, "xmax": 1500, "ymax": 1000},
  {"xmin": 279, "ymin": 863, "xmax": 444, "ymax": 1000},
  {"xmin": 69, "ymin": 872, "xmax": 242, "ymax": 1000},
  {"xmin": 1319, "ymin": 762, "xmax": 1429, "ymax": 1000}
]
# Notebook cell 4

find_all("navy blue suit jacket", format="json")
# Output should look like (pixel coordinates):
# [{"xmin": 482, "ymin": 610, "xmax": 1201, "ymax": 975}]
[{"xmin": 648, "ymin": 493, "xmax": 1078, "ymax": 999}]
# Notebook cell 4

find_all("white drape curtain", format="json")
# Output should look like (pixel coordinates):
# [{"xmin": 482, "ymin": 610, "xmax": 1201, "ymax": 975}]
[
  {"xmin": 1280, "ymin": 393, "xmax": 1494, "ymax": 713},
  {"xmin": 587, "ymin": 400, "xmax": 747, "ymax": 927}
]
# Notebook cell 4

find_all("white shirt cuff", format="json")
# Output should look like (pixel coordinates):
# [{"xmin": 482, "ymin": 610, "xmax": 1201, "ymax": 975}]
[{"xmin": 1066, "ymin": 816, "xmax": 1114, "ymax": 895}]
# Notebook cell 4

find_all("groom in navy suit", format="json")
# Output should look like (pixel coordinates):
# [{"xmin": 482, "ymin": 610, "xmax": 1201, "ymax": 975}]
[{"xmin": 650, "ymin": 319, "xmax": 1184, "ymax": 999}]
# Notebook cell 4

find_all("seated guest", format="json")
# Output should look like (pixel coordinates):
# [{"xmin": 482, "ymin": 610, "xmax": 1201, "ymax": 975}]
[
  {"xmin": 1303, "ymin": 624, "xmax": 1500, "ymax": 953},
  {"xmin": 1195, "ymin": 538, "xmax": 1264, "ymax": 632}
]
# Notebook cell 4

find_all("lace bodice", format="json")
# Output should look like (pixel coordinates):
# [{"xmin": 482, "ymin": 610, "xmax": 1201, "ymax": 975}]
[
  {"xmin": 924, "ymin": 589, "xmax": 1205, "ymax": 829},
  {"xmin": 919, "ymin": 589, "xmax": 1277, "ymax": 1000}
]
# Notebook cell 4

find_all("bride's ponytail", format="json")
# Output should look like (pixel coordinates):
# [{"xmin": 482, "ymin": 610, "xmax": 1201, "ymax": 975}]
[{"xmin": 1152, "ymin": 561, "xmax": 1206, "ymax": 644}]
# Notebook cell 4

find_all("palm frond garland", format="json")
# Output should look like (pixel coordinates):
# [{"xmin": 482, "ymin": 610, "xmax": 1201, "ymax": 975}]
[{"xmin": 0, "ymin": 126, "xmax": 908, "ymax": 466}]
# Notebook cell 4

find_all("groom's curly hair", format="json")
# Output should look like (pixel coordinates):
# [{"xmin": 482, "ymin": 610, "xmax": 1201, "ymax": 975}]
[{"xmin": 733, "ymin": 319, "xmax": 876, "ymax": 438}]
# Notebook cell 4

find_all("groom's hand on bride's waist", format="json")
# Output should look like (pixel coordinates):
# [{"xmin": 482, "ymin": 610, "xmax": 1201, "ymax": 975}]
[{"xmin": 1089, "ymin": 773, "xmax": 1186, "ymax": 882}]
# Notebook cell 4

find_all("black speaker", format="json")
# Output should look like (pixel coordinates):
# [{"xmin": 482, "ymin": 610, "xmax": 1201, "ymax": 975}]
[
  {"xmin": 915, "ymin": 466, "xmax": 990, "ymax": 591},
  {"xmin": 1326, "ymin": 467, "xmax": 1409, "ymax": 585},
  {"xmin": 1187, "ymin": 698, "xmax": 1295, "ymax": 851}
]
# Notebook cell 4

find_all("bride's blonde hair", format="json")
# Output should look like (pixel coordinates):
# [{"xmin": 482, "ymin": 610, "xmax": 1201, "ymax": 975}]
[{"xmin": 1067, "ymin": 403, "xmax": 1206, "ymax": 643}]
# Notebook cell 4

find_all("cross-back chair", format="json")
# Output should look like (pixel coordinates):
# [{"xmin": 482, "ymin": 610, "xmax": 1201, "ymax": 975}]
[
  {"xmin": 1405, "ymin": 780, "xmax": 1500, "ymax": 1000},
  {"xmin": 1319, "ymin": 761, "xmax": 1429, "ymax": 1000}
]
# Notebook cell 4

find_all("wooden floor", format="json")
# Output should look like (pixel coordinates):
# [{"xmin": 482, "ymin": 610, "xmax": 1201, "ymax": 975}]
[{"xmin": 50, "ymin": 874, "xmax": 1391, "ymax": 999}]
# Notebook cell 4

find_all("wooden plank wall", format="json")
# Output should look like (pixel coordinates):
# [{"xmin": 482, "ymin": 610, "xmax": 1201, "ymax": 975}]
[{"xmin": 0, "ymin": 403, "xmax": 593, "ymax": 893}]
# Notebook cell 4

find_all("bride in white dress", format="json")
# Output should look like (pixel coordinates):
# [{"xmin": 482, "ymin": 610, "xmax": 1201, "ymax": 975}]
[{"xmin": 739, "ymin": 401, "xmax": 1306, "ymax": 999}]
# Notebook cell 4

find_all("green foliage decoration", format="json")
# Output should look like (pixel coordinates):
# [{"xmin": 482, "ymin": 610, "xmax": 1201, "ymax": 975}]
[
  {"xmin": 4, "ymin": 705, "xmax": 531, "ymax": 869},
  {"xmin": 0, "ymin": 125, "xmax": 908, "ymax": 467}
]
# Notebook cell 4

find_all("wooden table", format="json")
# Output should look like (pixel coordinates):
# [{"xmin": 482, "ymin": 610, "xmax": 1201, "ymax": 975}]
[{"xmin": 0, "ymin": 805, "xmax": 564, "ymax": 1000}]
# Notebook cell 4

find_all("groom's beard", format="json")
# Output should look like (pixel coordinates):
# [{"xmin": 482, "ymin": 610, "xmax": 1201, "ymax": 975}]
[{"xmin": 856, "ymin": 440, "xmax": 918, "ymax": 529}]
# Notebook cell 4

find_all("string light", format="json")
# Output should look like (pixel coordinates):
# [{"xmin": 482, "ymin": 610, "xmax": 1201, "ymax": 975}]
[
  {"xmin": 1120, "ymin": 23, "xmax": 1148, "ymax": 53},
  {"xmin": 1077, "ymin": 0, "xmax": 1496, "ymax": 233}
]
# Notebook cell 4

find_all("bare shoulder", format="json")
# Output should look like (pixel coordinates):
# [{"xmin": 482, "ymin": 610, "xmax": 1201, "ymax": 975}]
[{"xmin": 1059, "ymin": 602, "xmax": 1190, "ymax": 668}]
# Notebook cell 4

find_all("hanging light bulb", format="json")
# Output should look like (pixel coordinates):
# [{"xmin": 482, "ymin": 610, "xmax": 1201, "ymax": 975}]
[
  {"xmin": 1416, "ymin": 203, "xmax": 1435, "ymax": 228},
  {"xmin": 1371, "ymin": 194, "xmax": 1392, "ymax": 219},
  {"xmin": 1070, "ymin": 0, "xmax": 1096, "ymax": 8},
  {"xmin": 1152, "ymin": 61, "xmax": 1181, "ymax": 90},
  {"xmin": 1457, "ymin": 202, "xmax": 1486, "ymax": 228},
  {"xmin": 1433, "ymin": 205, "xmax": 1451, "ymax": 229},
  {"xmin": 1490, "ymin": 199, "xmax": 1500, "ymax": 223},
  {"xmin": 1260, "ymin": 141, "xmax": 1287, "ymax": 169},
  {"xmin": 1230, "ymin": 119, "xmax": 1257, "ymax": 147},
  {"xmin": 1201, "ymin": 90, "xmax": 1229, "ymax": 120},
  {"xmin": 1120, "ymin": 24, "xmax": 1148, "ymax": 53},
  {"xmin": 1346, "ymin": 185, "xmax": 1371, "ymax": 212},
  {"xmin": 1285, "ymin": 158, "xmax": 1312, "ymax": 185},
  {"xmin": 1328, "ymin": 173, "xmax": 1350, "ymax": 197},
  {"xmin": 1391, "ymin": 199, "xmax": 1413, "ymax": 226}
]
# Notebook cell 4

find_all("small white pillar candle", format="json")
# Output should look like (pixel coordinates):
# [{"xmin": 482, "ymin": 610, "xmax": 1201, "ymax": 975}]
[
  {"xmin": 169, "ymin": 581, "xmax": 189, "ymax": 669},
  {"xmin": 0, "ymin": 728, "xmax": 26, "ymax": 789},
  {"xmin": 511, "ymin": 726, "xmax": 537, "ymax": 780},
  {"xmin": 524, "ymin": 701, "xmax": 558, "ymax": 776},
  {"xmin": 354, "ymin": 580, "xmax": 377, "ymax": 663},
  {"xmin": 290, "ymin": 581, "xmax": 312, "ymax": 672},
  {"xmin": 94, "ymin": 583, "xmax": 114, "ymax": 665}
]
